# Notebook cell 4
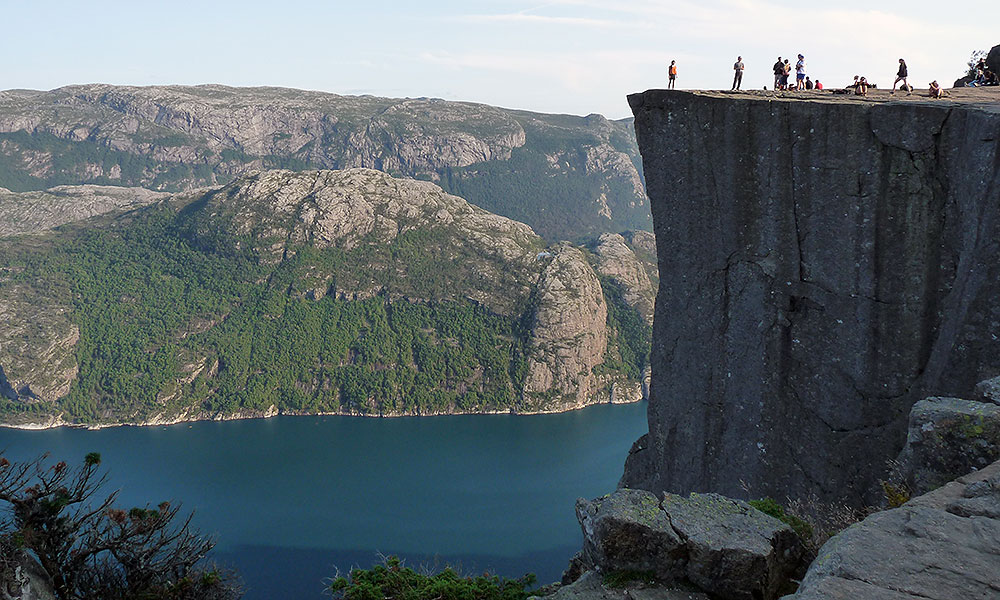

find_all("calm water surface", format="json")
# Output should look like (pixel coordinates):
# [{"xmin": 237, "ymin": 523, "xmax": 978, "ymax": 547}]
[{"xmin": 1, "ymin": 402, "xmax": 647, "ymax": 600}]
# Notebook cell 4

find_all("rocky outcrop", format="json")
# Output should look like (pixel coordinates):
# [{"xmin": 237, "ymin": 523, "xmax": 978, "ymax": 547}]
[
  {"xmin": 0, "ymin": 280, "xmax": 79, "ymax": 405},
  {"xmin": 786, "ymin": 459, "xmax": 1000, "ymax": 600},
  {"xmin": 624, "ymin": 88, "xmax": 1000, "ymax": 505},
  {"xmin": 594, "ymin": 233, "xmax": 655, "ymax": 324},
  {"xmin": 575, "ymin": 489, "xmax": 805, "ymax": 600},
  {"xmin": 897, "ymin": 395, "xmax": 1000, "ymax": 495},
  {"xmin": 540, "ymin": 572, "xmax": 707, "ymax": 600},
  {"xmin": 0, "ymin": 185, "xmax": 169, "ymax": 236},
  {"xmin": 185, "ymin": 168, "xmax": 542, "ymax": 314},
  {"xmin": 0, "ymin": 84, "xmax": 650, "ymax": 241},
  {"xmin": 976, "ymin": 375, "xmax": 1000, "ymax": 405},
  {"xmin": 523, "ymin": 243, "xmax": 609, "ymax": 410}
]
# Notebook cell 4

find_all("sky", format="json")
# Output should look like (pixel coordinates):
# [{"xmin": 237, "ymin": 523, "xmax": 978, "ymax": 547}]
[{"xmin": 2, "ymin": 0, "xmax": 997, "ymax": 119}]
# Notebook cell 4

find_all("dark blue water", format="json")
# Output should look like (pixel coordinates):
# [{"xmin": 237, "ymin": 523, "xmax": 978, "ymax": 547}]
[{"xmin": 0, "ymin": 402, "xmax": 647, "ymax": 599}]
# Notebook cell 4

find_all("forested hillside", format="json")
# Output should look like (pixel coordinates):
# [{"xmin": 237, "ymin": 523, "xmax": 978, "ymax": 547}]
[{"xmin": 0, "ymin": 169, "xmax": 652, "ymax": 426}]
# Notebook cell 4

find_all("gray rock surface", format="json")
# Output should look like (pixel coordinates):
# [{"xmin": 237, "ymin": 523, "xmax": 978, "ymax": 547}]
[
  {"xmin": 0, "ymin": 185, "xmax": 168, "ymax": 236},
  {"xmin": 538, "ymin": 572, "xmax": 708, "ymax": 600},
  {"xmin": 785, "ymin": 459, "xmax": 1000, "ymax": 600},
  {"xmin": 576, "ymin": 489, "xmax": 805, "ymax": 600},
  {"xmin": 0, "ymin": 550, "xmax": 55, "ymax": 600},
  {"xmin": 594, "ymin": 233, "xmax": 655, "ymax": 324},
  {"xmin": 523, "ymin": 243, "xmax": 611, "ymax": 410},
  {"xmin": 897, "ymin": 396, "xmax": 1000, "ymax": 494},
  {"xmin": 624, "ymin": 88, "xmax": 1000, "ymax": 505},
  {"xmin": 976, "ymin": 375, "xmax": 1000, "ymax": 405}
]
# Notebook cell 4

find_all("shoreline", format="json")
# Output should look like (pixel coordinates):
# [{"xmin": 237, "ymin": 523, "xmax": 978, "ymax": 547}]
[{"xmin": 0, "ymin": 395, "xmax": 644, "ymax": 431}]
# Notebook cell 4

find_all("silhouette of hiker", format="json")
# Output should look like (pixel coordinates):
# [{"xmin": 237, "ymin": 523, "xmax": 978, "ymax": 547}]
[
  {"xmin": 732, "ymin": 56, "xmax": 744, "ymax": 90},
  {"xmin": 668, "ymin": 61, "xmax": 677, "ymax": 89}
]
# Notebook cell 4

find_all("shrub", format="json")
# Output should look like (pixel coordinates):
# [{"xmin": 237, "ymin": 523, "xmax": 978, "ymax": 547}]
[
  {"xmin": 329, "ymin": 556, "xmax": 535, "ymax": 600},
  {"xmin": 0, "ymin": 452, "xmax": 240, "ymax": 600},
  {"xmin": 748, "ymin": 497, "xmax": 813, "ymax": 541}
]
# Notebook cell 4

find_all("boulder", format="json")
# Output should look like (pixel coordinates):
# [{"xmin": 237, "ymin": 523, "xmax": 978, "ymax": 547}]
[
  {"xmin": 0, "ymin": 550, "xmax": 56, "ymax": 600},
  {"xmin": 785, "ymin": 459, "xmax": 1000, "ymax": 600},
  {"xmin": 975, "ymin": 375, "xmax": 1000, "ymax": 405},
  {"xmin": 576, "ymin": 489, "xmax": 686, "ymax": 581},
  {"xmin": 576, "ymin": 489, "xmax": 806, "ymax": 600},
  {"xmin": 897, "ymin": 397, "xmax": 1000, "ymax": 495}
]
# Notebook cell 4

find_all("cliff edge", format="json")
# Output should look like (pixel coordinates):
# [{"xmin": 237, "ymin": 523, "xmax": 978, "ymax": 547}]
[{"xmin": 623, "ymin": 88, "xmax": 1000, "ymax": 504}]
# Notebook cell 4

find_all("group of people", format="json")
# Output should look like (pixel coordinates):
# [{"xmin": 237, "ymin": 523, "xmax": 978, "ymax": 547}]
[
  {"xmin": 967, "ymin": 57, "xmax": 1000, "ymax": 87},
  {"xmin": 770, "ymin": 55, "xmax": 813, "ymax": 90},
  {"xmin": 666, "ymin": 54, "xmax": 979, "ymax": 101}
]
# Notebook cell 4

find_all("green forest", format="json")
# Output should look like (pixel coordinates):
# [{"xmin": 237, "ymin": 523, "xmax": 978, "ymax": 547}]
[{"xmin": 0, "ymin": 202, "xmax": 649, "ymax": 424}]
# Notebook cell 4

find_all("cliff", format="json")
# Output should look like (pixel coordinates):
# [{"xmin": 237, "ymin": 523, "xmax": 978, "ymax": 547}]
[
  {"xmin": 623, "ymin": 88, "xmax": 1000, "ymax": 504},
  {"xmin": 0, "ymin": 85, "xmax": 649, "ymax": 241}
]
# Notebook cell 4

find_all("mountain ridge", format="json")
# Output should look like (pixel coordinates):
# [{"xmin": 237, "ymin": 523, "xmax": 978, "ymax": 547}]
[{"xmin": 0, "ymin": 84, "xmax": 649, "ymax": 241}]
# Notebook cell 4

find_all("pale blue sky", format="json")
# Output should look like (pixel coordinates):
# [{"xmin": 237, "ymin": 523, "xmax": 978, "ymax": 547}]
[{"xmin": 3, "ymin": 0, "xmax": 996, "ymax": 118}]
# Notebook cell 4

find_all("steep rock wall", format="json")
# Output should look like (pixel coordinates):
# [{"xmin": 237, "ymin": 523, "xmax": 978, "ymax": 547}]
[{"xmin": 623, "ymin": 89, "xmax": 1000, "ymax": 504}]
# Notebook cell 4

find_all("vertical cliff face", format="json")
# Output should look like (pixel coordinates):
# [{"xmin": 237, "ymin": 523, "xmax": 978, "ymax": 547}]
[{"xmin": 623, "ymin": 89, "xmax": 1000, "ymax": 504}]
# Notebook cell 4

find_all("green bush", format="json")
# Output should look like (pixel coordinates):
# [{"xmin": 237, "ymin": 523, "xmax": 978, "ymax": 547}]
[
  {"xmin": 329, "ymin": 556, "xmax": 535, "ymax": 600},
  {"xmin": 748, "ymin": 497, "xmax": 814, "ymax": 541}
]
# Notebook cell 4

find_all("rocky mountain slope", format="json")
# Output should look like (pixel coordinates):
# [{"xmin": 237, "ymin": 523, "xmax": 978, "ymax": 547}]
[
  {"xmin": 0, "ymin": 169, "xmax": 652, "ymax": 427},
  {"xmin": 0, "ymin": 84, "xmax": 649, "ymax": 241},
  {"xmin": 622, "ymin": 87, "xmax": 1000, "ymax": 505}
]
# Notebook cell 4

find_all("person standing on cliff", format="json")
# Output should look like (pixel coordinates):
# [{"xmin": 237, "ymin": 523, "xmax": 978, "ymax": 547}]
[
  {"xmin": 772, "ymin": 57, "xmax": 784, "ymax": 90},
  {"xmin": 668, "ymin": 60, "xmax": 677, "ymax": 89},
  {"xmin": 891, "ymin": 58, "xmax": 910, "ymax": 95},
  {"xmin": 732, "ymin": 56, "xmax": 745, "ymax": 90},
  {"xmin": 795, "ymin": 54, "xmax": 806, "ymax": 90}
]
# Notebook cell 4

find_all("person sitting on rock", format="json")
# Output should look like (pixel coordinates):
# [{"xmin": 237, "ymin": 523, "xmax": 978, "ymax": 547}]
[
  {"xmin": 929, "ymin": 80, "xmax": 947, "ymax": 98},
  {"xmin": 805, "ymin": 77, "xmax": 814, "ymax": 90},
  {"xmin": 815, "ymin": 80, "xmax": 824, "ymax": 90},
  {"xmin": 967, "ymin": 69, "xmax": 986, "ymax": 87},
  {"xmin": 855, "ymin": 77, "xmax": 869, "ymax": 96},
  {"xmin": 985, "ymin": 69, "xmax": 1000, "ymax": 86},
  {"xmin": 847, "ymin": 75, "xmax": 860, "ymax": 89}
]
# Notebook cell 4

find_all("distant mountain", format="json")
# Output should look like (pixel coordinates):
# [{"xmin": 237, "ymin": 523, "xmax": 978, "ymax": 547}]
[
  {"xmin": 0, "ymin": 170, "xmax": 653, "ymax": 427},
  {"xmin": 0, "ymin": 85, "xmax": 649, "ymax": 241}
]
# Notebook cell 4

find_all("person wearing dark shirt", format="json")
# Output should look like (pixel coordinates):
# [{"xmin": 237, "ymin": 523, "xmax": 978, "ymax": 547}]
[
  {"xmin": 891, "ymin": 58, "xmax": 910, "ymax": 95},
  {"xmin": 732, "ymin": 56, "xmax": 744, "ymax": 90},
  {"xmin": 773, "ymin": 57, "xmax": 784, "ymax": 90},
  {"xmin": 805, "ymin": 77, "xmax": 813, "ymax": 90}
]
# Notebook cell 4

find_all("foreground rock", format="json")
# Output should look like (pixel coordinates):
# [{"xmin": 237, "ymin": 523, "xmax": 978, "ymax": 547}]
[
  {"xmin": 0, "ymin": 550, "xmax": 55, "ymax": 600},
  {"xmin": 976, "ymin": 375, "xmax": 1000, "ymax": 405},
  {"xmin": 575, "ymin": 489, "xmax": 805, "ymax": 600},
  {"xmin": 539, "ymin": 572, "xmax": 707, "ymax": 600},
  {"xmin": 786, "ymin": 459, "xmax": 1000, "ymax": 600},
  {"xmin": 898, "ymin": 395, "xmax": 1000, "ymax": 495},
  {"xmin": 624, "ymin": 87, "xmax": 1000, "ymax": 505}
]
